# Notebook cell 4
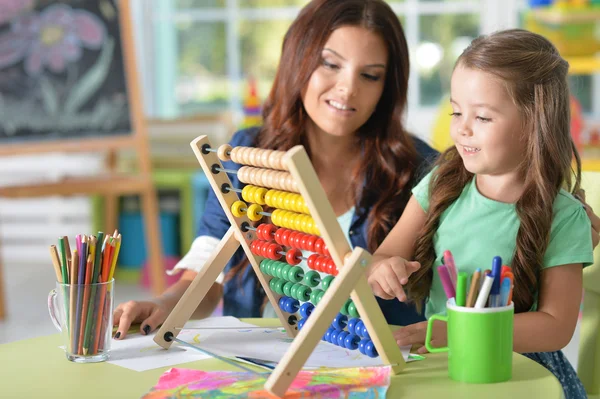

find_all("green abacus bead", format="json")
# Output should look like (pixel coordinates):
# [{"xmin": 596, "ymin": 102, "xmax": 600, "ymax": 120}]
[
  {"xmin": 271, "ymin": 263, "xmax": 282, "ymax": 279},
  {"xmin": 340, "ymin": 298, "xmax": 352, "ymax": 315},
  {"xmin": 303, "ymin": 270, "xmax": 320, "ymax": 287},
  {"xmin": 297, "ymin": 285, "xmax": 311, "ymax": 302},
  {"xmin": 265, "ymin": 260, "xmax": 275, "ymax": 275},
  {"xmin": 310, "ymin": 289, "xmax": 323, "ymax": 304},
  {"xmin": 274, "ymin": 279, "xmax": 286, "ymax": 295},
  {"xmin": 321, "ymin": 275, "xmax": 335, "ymax": 290},
  {"xmin": 288, "ymin": 266, "xmax": 304, "ymax": 283},
  {"xmin": 290, "ymin": 283, "xmax": 300, "ymax": 300},
  {"xmin": 316, "ymin": 291, "xmax": 325, "ymax": 305},
  {"xmin": 269, "ymin": 278, "xmax": 278, "ymax": 292},
  {"xmin": 260, "ymin": 259, "xmax": 270, "ymax": 275},
  {"xmin": 283, "ymin": 281, "xmax": 294, "ymax": 297},
  {"xmin": 281, "ymin": 264, "xmax": 292, "ymax": 281},
  {"xmin": 348, "ymin": 301, "xmax": 360, "ymax": 318}
]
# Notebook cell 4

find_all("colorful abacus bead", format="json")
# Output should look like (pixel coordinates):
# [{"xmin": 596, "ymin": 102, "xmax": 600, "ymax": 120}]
[
  {"xmin": 358, "ymin": 338, "xmax": 370, "ymax": 355},
  {"xmin": 297, "ymin": 317, "xmax": 307, "ymax": 330},
  {"xmin": 322, "ymin": 275, "xmax": 335, "ymax": 290},
  {"xmin": 336, "ymin": 331, "xmax": 349, "ymax": 347},
  {"xmin": 299, "ymin": 302, "xmax": 315, "ymax": 319},
  {"xmin": 324, "ymin": 327, "xmax": 334, "ymax": 342},
  {"xmin": 348, "ymin": 301, "xmax": 360, "ymax": 318},
  {"xmin": 364, "ymin": 340, "xmax": 378, "ymax": 358},
  {"xmin": 231, "ymin": 200, "xmax": 247, "ymax": 217},
  {"xmin": 347, "ymin": 317, "xmax": 360, "ymax": 335},
  {"xmin": 286, "ymin": 248, "xmax": 302, "ymax": 265},
  {"xmin": 331, "ymin": 313, "xmax": 348, "ymax": 330},
  {"xmin": 329, "ymin": 330, "xmax": 340, "ymax": 345},
  {"xmin": 288, "ymin": 266, "xmax": 304, "ymax": 283},
  {"xmin": 344, "ymin": 333, "xmax": 360, "ymax": 350},
  {"xmin": 246, "ymin": 204, "xmax": 263, "ymax": 221},
  {"xmin": 303, "ymin": 270, "xmax": 320, "ymax": 287}
]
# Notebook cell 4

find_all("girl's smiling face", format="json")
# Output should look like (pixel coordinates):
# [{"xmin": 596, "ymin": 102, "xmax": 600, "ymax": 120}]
[
  {"xmin": 449, "ymin": 65, "xmax": 527, "ymax": 177},
  {"xmin": 302, "ymin": 25, "xmax": 388, "ymax": 138}
]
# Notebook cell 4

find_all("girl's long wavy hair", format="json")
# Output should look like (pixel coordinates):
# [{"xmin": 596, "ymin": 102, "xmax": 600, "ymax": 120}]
[
  {"xmin": 226, "ymin": 0, "xmax": 421, "ymax": 283},
  {"xmin": 405, "ymin": 29, "xmax": 582, "ymax": 314}
]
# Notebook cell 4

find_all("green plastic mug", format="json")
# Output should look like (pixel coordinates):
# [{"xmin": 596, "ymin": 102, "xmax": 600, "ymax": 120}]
[{"xmin": 425, "ymin": 299, "xmax": 514, "ymax": 383}]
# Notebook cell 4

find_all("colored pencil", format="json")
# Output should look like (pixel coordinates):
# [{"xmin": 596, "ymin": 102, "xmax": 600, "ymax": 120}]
[
  {"xmin": 69, "ymin": 249, "xmax": 79, "ymax": 354},
  {"xmin": 49, "ymin": 245, "xmax": 63, "ymax": 283},
  {"xmin": 79, "ymin": 254, "xmax": 93, "ymax": 355},
  {"xmin": 466, "ymin": 268, "xmax": 481, "ymax": 307}
]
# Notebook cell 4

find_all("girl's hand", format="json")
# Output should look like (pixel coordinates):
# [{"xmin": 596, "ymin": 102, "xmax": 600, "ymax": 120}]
[
  {"xmin": 574, "ymin": 189, "xmax": 599, "ymax": 249},
  {"xmin": 393, "ymin": 319, "xmax": 447, "ymax": 354},
  {"xmin": 113, "ymin": 300, "xmax": 169, "ymax": 339},
  {"xmin": 367, "ymin": 256, "xmax": 420, "ymax": 302}
]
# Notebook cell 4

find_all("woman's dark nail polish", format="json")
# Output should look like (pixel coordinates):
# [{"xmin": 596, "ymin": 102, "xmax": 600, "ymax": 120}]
[
  {"xmin": 114, "ymin": 332, "xmax": 121, "ymax": 339},
  {"xmin": 143, "ymin": 325, "xmax": 151, "ymax": 335}
]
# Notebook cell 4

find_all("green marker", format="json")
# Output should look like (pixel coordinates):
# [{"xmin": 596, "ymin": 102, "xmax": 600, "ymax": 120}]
[{"xmin": 456, "ymin": 272, "xmax": 468, "ymax": 307}]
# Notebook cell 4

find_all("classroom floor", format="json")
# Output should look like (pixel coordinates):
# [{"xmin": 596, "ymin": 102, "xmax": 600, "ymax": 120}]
[{"xmin": 0, "ymin": 260, "xmax": 583, "ymax": 372}]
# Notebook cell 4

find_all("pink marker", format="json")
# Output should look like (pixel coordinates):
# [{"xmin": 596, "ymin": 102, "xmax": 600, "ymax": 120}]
[
  {"xmin": 437, "ymin": 265, "xmax": 456, "ymax": 299},
  {"xmin": 443, "ymin": 250, "xmax": 457, "ymax": 288}
]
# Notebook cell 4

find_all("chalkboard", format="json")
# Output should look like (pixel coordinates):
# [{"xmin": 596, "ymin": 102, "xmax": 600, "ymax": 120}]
[{"xmin": 0, "ymin": 0, "xmax": 132, "ymax": 145}]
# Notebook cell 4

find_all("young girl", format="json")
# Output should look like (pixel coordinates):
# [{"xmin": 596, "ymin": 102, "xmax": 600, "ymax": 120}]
[
  {"xmin": 368, "ymin": 29, "xmax": 593, "ymax": 399},
  {"xmin": 113, "ymin": 0, "xmax": 438, "ymax": 339}
]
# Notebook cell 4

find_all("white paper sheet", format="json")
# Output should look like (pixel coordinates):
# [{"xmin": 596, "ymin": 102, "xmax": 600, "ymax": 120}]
[
  {"xmin": 189, "ymin": 328, "xmax": 415, "ymax": 369},
  {"xmin": 106, "ymin": 316, "xmax": 257, "ymax": 371}
]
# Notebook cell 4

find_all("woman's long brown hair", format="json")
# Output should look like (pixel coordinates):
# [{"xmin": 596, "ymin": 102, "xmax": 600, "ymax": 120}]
[
  {"xmin": 226, "ymin": 0, "xmax": 422, "ymax": 283},
  {"xmin": 406, "ymin": 29, "xmax": 582, "ymax": 314}
]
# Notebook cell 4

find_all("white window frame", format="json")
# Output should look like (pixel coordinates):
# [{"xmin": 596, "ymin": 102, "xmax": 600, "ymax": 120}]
[{"xmin": 132, "ymin": 0, "xmax": 543, "ymax": 138}]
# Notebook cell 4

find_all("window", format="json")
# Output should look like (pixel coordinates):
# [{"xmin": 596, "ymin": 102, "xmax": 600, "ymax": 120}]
[{"xmin": 137, "ymin": 0, "xmax": 522, "ymax": 135}]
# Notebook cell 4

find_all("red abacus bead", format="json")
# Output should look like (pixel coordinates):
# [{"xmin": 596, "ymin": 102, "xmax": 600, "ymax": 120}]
[
  {"xmin": 322, "ymin": 244, "xmax": 331, "ymax": 258},
  {"xmin": 281, "ymin": 229, "xmax": 292, "ymax": 247},
  {"xmin": 250, "ymin": 240, "xmax": 260, "ymax": 254},
  {"xmin": 288, "ymin": 230, "xmax": 300, "ymax": 248},
  {"xmin": 286, "ymin": 248, "xmax": 302, "ymax": 265},
  {"xmin": 307, "ymin": 254, "xmax": 320, "ymax": 269},
  {"xmin": 266, "ymin": 243, "xmax": 282, "ymax": 260},
  {"xmin": 274, "ymin": 228, "xmax": 286, "ymax": 245},
  {"xmin": 263, "ymin": 224, "xmax": 277, "ymax": 241},
  {"xmin": 326, "ymin": 259, "xmax": 336, "ymax": 275},
  {"xmin": 293, "ymin": 233, "xmax": 304, "ymax": 249},
  {"xmin": 256, "ymin": 224, "xmax": 266, "ymax": 241},
  {"xmin": 304, "ymin": 235, "xmax": 318, "ymax": 252},
  {"xmin": 314, "ymin": 238, "xmax": 325, "ymax": 254},
  {"xmin": 256, "ymin": 241, "xmax": 266, "ymax": 257},
  {"xmin": 314, "ymin": 256, "xmax": 324, "ymax": 272}
]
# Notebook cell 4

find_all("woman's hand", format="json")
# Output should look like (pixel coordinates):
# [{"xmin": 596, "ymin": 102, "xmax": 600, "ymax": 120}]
[
  {"xmin": 393, "ymin": 319, "xmax": 447, "ymax": 354},
  {"xmin": 575, "ymin": 188, "xmax": 599, "ymax": 249},
  {"xmin": 113, "ymin": 300, "xmax": 169, "ymax": 339},
  {"xmin": 367, "ymin": 256, "xmax": 420, "ymax": 302}
]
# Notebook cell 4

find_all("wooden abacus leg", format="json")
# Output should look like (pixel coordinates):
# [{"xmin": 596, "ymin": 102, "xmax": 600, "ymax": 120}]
[
  {"xmin": 154, "ymin": 226, "xmax": 240, "ymax": 349},
  {"xmin": 264, "ymin": 247, "xmax": 371, "ymax": 397},
  {"xmin": 140, "ymin": 185, "xmax": 166, "ymax": 295}
]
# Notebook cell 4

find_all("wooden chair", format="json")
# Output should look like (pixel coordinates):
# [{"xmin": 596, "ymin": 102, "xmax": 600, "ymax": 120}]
[{"xmin": 578, "ymin": 170, "xmax": 600, "ymax": 398}]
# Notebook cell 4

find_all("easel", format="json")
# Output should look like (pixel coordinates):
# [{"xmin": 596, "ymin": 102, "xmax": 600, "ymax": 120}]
[
  {"xmin": 0, "ymin": 0, "xmax": 166, "ymax": 319},
  {"xmin": 155, "ymin": 136, "xmax": 405, "ymax": 397}
]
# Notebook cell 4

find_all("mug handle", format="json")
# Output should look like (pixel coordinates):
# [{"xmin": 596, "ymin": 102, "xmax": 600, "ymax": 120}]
[
  {"xmin": 425, "ymin": 314, "xmax": 449, "ymax": 353},
  {"xmin": 47, "ymin": 289, "xmax": 62, "ymax": 332}
]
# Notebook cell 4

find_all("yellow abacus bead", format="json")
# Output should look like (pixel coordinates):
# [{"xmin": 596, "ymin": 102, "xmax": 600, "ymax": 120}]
[
  {"xmin": 253, "ymin": 187, "xmax": 267, "ymax": 205},
  {"xmin": 283, "ymin": 193, "xmax": 294, "ymax": 212},
  {"xmin": 264, "ymin": 190, "xmax": 276, "ymax": 208},
  {"xmin": 271, "ymin": 209, "xmax": 283, "ymax": 226},
  {"xmin": 313, "ymin": 225, "xmax": 320, "ymax": 236},
  {"xmin": 241, "ymin": 185, "xmax": 254, "ymax": 203},
  {"xmin": 247, "ymin": 203, "xmax": 264, "ymax": 221},
  {"xmin": 231, "ymin": 201, "xmax": 247, "ymax": 217},
  {"xmin": 276, "ymin": 192, "xmax": 287, "ymax": 209},
  {"xmin": 293, "ymin": 214, "xmax": 303, "ymax": 232},
  {"xmin": 300, "ymin": 215, "xmax": 310, "ymax": 233},
  {"xmin": 280, "ymin": 211, "xmax": 291, "ymax": 229}
]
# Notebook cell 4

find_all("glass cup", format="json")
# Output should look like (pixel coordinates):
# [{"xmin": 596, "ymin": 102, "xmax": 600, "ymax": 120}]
[
  {"xmin": 48, "ymin": 279, "xmax": 114, "ymax": 363},
  {"xmin": 425, "ymin": 299, "xmax": 514, "ymax": 383}
]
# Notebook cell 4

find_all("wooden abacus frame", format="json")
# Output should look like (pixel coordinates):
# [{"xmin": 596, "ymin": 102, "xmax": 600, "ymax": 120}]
[{"xmin": 154, "ymin": 135, "xmax": 405, "ymax": 397}]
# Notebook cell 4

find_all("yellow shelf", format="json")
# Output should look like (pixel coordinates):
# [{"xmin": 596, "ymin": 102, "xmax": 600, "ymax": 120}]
[{"xmin": 567, "ymin": 56, "xmax": 600, "ymax": 75}]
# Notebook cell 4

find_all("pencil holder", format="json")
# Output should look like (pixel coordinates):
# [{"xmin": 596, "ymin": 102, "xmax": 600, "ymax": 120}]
[
  {"xmin": 47, "ymin": 279, "xmax": 114, "ymax": 363},
  {"xmin": 425, "ymin": 299, "xmax": 514, "ymax": 383}
]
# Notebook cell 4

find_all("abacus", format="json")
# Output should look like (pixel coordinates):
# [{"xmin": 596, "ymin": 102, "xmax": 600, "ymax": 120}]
[{"xmin": 154, "ymin": 135, "xmax": 405, "ymax": 397}]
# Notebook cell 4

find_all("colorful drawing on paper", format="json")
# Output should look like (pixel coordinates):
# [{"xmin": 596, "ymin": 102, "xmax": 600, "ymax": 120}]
[{"xmin": 141, "ymin": 366, "xmax": 391, "ymax": 399}]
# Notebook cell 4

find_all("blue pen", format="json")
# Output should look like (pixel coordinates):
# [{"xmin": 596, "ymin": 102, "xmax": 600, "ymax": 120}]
[
  {"xmin": 500, "ymin": 277, "xmax": 511, "ymax": 307},
  {"xmin": 490, "ymin": 256, "xmax": 502, "ymax": 307}
]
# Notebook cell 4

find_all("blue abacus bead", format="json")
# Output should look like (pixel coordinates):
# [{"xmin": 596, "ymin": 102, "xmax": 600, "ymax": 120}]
[
  {"xmin": 358, "ymin": 338, "xmax": 369, "ymax": 355},
  {"xmin": 331, "ymin": 313, "xmax": 348, "ymax": 331},
  {"xmin": 336, "ymin": 331, "xmax": 349, "ymax": 347},
  {"xmin": 324, "ymin": 327, "xmax": 334, "ymax": 342},
  {"xmin": 347, "ymin": 318, "xmax": 360, "ymax": 335},
  {"xmin": 278, "ymin": 296, "xmax": 287, "ymax": 311},
  {"xmin": 330, "ymin": 330, "xmax": 340, "ymax": 345},
  {"xmin": 299, "ymin": 302, "xmax": 315, "ymax": 319},
  {"xmin": 297, "ymin": 317, "xmax": 307, "ymax": 331},
  {"xmin": 284, "ymin": 297, "xmax": 300, "ymax": 314},
  {"xmin": 344, "ymin": 333, "xmax": 360, "ymax": 350},
  {"xmin": 361, "ymin": 325, "xmax": 371, "ymax": 340},
  {"xmin": 364, "ymin": 340, "xmax": 378, "ymax": 358},
  {"xmin": 355, "ymin": 320, "xmax": 366, "ymax": 337}
]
